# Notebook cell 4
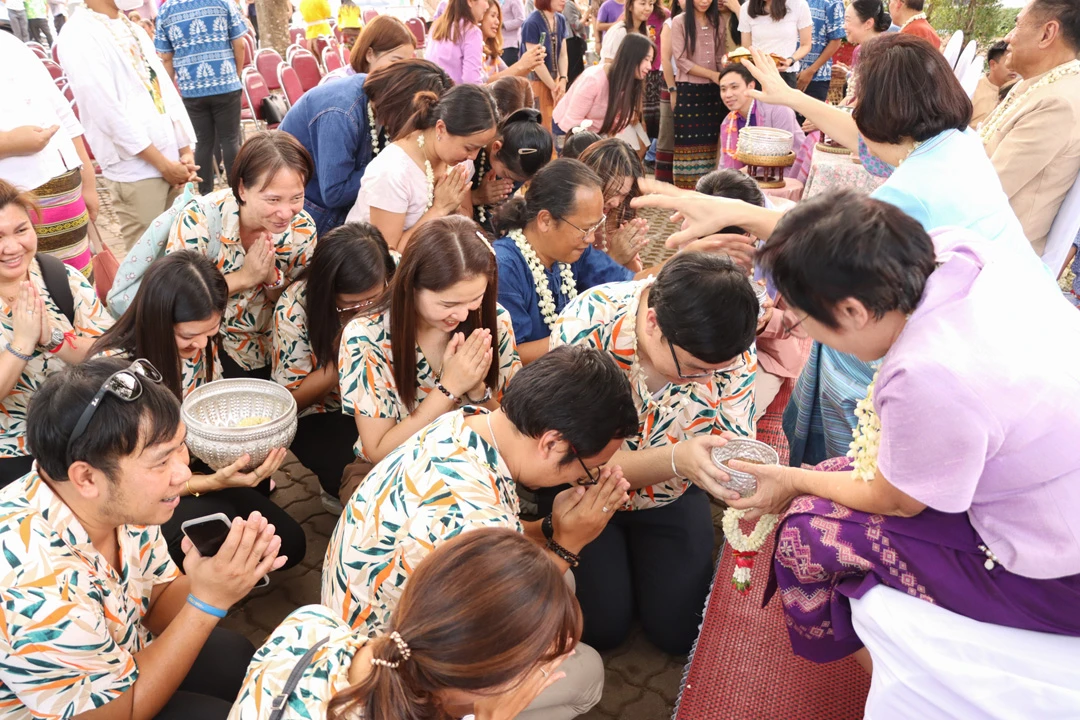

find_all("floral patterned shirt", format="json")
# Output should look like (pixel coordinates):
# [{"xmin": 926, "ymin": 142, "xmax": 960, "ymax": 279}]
[
  {"xmin": 0, "ymin": 260, "xmax": 113, "ymax": 458},
  {"xmin": 337, "ymin": 305, "xmax": 522, "ymax": 461},
  {"xmin": 166, "ymin": 188, "xmax": 317, "ymax": 371},
  {"xmin": 0, "ymin": 471, "xmax": 180, "ymax": 719},
  {"xmin": 100, "ymin": 344, "xmax": 222, "ymax": 399},
  {"xmin": 321, "ymin": 409, "xmax": 521, "ymax": 632},
  {"xmin": 228, "ymin": 605, "xmax": 365, "ymax": 720},
  {"xmin": 273, "ymin": 280, "xmax": 339, "ymax": 417},
  {"xmin": 551, "ymin": 280, "xmax": 757, "ymax": 510}
]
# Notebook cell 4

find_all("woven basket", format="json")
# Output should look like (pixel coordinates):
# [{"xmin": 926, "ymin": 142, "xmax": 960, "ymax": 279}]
[
  {"xmin": 815, "ymin": 141, "xmax": 851, "ymax": 155},
  {"xmin": 734, "ymin": 151, "xmax": 796, "ymax": 167}
]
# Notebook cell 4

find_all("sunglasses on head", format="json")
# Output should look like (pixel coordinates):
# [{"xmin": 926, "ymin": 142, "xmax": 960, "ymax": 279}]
[{"xmin": 66, "ymin": 359, "xmax": 163, "ymax": 457}]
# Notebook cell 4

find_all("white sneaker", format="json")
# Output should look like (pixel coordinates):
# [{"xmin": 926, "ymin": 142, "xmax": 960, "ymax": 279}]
[{"xmin": 320, "ymin": 490, "xmax": 344, "ymax": 514}]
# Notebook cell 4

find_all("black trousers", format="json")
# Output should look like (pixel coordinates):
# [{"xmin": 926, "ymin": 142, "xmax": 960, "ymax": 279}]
[
  {"xmin": 154, "ymin": 627, "xmax": 255, "ymax": 719},
  {"xmin": 567, "ymin": 36, "xmax": 586, "ymax": 87},
  {"xmin": 183, "ymin": 90, "xmax": 243, "ymax": 195},
  {"xmin": 291, "ymin": 410, "xmax": 358, "ymax": 496},
  {"xmin": 219, "ymin": 350, "xmax": 273, "ymax": 381},
  {"xmin": 0, "ymin": 455, "xmax": 36, "ymax": 489},
  {"xmin": 798, "ymin": 79, "xmax": 831, "ymax": 124},
  {"xmin": 574, "ymin": 485, "xmax": 715, "ymax": 656},
  {"xmin": 501, "ymin": 46, "xmax": 519, "ymax": 67},
  {"xmin": 163, "ymin": 458, "xmax": 306, "ymax": 572},
  {"xmin": 27, "ymin": 17, "xmax": 53, "ymax": 45}
]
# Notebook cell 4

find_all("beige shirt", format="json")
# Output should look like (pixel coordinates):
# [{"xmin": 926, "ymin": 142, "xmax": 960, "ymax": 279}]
[
  {"xmin": 969, "ymin": 75, "xmax": 999, "ymax": 129},
  {"xmin": 983, "ymin": 67, "xmax": 1080, "ymax": 255}
]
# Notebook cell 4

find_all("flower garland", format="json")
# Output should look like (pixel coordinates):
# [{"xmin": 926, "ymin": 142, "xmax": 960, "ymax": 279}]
[
  {"xmin": 508, "ymin": 228, "xmax": 575, "ymax": 329},
  {"xmin": 367, "ymin": 104, "xmax": 381, "ymax": 156},
  {"xmin": 722, "ymin": 99, "xmax": 754, "ymax": 159},
  {"xmin": 978, "ymin": 59, "xmax": 1080, "ymax": 142},
  {"xmin": 722, "ymin": 509, "xmax": 779, "ymax": 594},
  {"xmin": 848, "ymin": 370, "xmax": 880, "ymax": 482},
  {"xmin": 474, "ymin": 150, "xmax": 489, "ymax": 225},
  {"xmin": 417, "ymin": 133, "xmax": 435, "ymax": 212},
  {"xmin": 898, "ymin": 12, "xmax": 927, "ymax": 31}
]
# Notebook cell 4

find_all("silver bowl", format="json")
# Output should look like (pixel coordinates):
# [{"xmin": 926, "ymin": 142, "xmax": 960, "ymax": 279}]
[
  {"xmin": 710, "ymin": 438, "xmax": 779, "ymax": 499},
  {"xmin": 181, "ymin": 379, "xmax": 297, "ymax": 471},
  {"xmin": 753, "ymin": 282, "xmax": 769, "ymax": 319}
]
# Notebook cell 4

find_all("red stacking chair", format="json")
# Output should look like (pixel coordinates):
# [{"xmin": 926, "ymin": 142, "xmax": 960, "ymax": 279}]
[
  {"xmin": 289, "ymin": 49, "xmax": 323, "ymax": 92},
  {"xmin": 277, "ymin": 62, "xmax": 304, "ymax": 108},
  {"xmin": 254, "ymin": 47, "xmax": 284, "ymax": 90},
  {"xmin": 321, "ymin": 46, "xmax": 343, "ymax": 73},
  {"xmin": 362, "ymin": 8, "xmax": 378, "ymax": 23},
  {"xmin": 289, "ymin": 27, "xmax": 305, "ymax": 45},
  {"xmin": 41, "ymin": 59, "xmax": 65, "ymax": 81},
  {"xmin": 242, "ymin": 67, "xmax": 276, "ymax": 129},
  {"xmin": 405, "ymin": 17, "xmax": 426, "ymax": 51}
]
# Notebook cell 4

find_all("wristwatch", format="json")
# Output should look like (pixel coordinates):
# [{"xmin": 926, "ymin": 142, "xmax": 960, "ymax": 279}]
[
  {"xmin": 668, "ymin": 86, "xmax": 677, "ymax": 93},
  {"xmin": 41, "ymin": 328, "xmax": 64, "ymax": 352}
]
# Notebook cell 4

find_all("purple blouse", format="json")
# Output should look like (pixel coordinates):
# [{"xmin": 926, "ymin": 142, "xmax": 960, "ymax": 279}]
[{"xmin": 424, "ymin": 21, "xmax": 485, "ymax": 85}]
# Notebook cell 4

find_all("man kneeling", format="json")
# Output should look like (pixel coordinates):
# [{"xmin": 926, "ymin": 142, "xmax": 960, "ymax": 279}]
[{"xmin": 0, "ymin": 358, "xmax": 286, "ymax": 719}]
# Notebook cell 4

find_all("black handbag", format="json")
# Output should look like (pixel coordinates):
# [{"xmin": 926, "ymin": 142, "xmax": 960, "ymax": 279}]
[{"xmin": 261, "ymin": 94, "xmax": 289, "ymax": 126}]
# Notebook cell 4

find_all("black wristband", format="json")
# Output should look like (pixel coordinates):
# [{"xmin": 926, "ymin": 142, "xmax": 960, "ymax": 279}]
[
  {"xmin": 546, "ymin": 538, "xmax": 580, "ymax": 568},
  {"xmin": 542, "ymin": 514, "xmax": 554, "ymax": 541}
]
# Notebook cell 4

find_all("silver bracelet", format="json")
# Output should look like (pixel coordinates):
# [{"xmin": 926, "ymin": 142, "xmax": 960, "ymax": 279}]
[
  {"xmin": 5, "ymin": 343, "xmax": 33, "ymax": 362},
  {"xmin": 670, "ymin": 442, "xmax": 681, "ymax": 478}
]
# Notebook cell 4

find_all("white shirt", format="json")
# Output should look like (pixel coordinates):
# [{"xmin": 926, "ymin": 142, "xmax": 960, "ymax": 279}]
[
  {"xmin": 738, "ymin": 0, "xmax": 812, "ymax": 71},
  {"xmin": 0, "ymin": 32, "xmax": 84, "ymax": 191},
  {"xmin": 347, "ymin": 143, "xmax": 475, "ymax": 230},
  {"xmin": 56, "ymin": 7, "xmax": 195, "ymax": 183},
  {"xmin": 4, "ymin": 0, "xmax": 24, "ymax": 11},
  {"xmin": 600, "ymin": 24, "xmax": 626, "ymax": 62}
]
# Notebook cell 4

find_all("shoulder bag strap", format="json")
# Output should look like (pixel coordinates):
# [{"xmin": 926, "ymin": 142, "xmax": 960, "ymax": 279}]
[
  {"xmin": 267, "ymin": 637, "xmax": 331, "ymax": 720},
  {"xmin": 36, "ymin": 254, "xmax": 76, "ymax": 326}
]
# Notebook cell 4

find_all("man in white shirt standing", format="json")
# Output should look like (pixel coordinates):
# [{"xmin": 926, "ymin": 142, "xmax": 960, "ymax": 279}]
[
  {"xmin": 0, "ymin": 31, "xmax": 99, "ymax": 277},
  {"xmin": 57, "ymin": 0, "xmax": 198, "ymax": 251}
]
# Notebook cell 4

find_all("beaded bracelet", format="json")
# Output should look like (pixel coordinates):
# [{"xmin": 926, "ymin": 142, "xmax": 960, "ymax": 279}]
[
  {"xmin": 434, "ymin": 379, "xmax": 458, "ymax": 404},
  {"xmin": 4, "ymin": 343, "xmax": 32, "ymax": 362},
  {"xmin": 464, "ymin": 386, "xmax": 492, "ymax": 405},
  {"xmin": 187, "ymin": 593, "xmax": 227, "ymax": 618},
  {"xmin": 546, "ymin": 538, "xmax": 580, "ymax": 568}
]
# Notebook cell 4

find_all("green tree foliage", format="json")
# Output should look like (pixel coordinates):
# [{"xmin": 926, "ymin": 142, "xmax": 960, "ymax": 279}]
[{"xmin": 928, "ymin": 0, "xmax": 1020, "ymax": 47}]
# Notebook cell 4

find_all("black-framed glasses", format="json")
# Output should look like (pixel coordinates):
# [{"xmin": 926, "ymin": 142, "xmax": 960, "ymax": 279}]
[
  {"xmin": 782, "ymin": 312, "xmax": 808, "ymax": 335},
  {"xmin": 570, "ymin": 446, "xmax": 599, "ymax": 485},
  {"xmin": 556, "ymin": 213, "xmax": 607, "ymax": 240},
  {"xmin": 66, "ymin": 359, "xmax": 163, "ymax": 456},
  {"xmin": 666, "ymin": 339, "xmax": 746, "ymax": 380}
]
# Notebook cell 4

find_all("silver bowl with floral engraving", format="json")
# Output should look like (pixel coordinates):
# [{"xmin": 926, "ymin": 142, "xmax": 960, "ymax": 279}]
[
  {"xmin": 181, "ymin": 379, "xmax": 297, "ymax": 471},
  {"xmin": 753, "ymin": 282, "xmax": 769, "ymax": 319},
  {"xmin": 710, "ymin": 438, "xmax": 779, "ymax": 499}
]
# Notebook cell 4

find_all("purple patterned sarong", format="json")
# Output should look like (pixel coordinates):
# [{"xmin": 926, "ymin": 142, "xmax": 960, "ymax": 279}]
[{"xmin": 765, "ymin": 458, "xmax": 1080, "ymax": 663}]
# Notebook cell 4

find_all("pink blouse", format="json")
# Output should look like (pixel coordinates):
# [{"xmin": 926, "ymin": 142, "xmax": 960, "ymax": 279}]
[
  {"xmin": 552, "ymin": 64, "xmax": 610, "ymax": 132},
  {"xmin": 424, "ymin": 21, "xmax": 485, "ymax": 85},
  {"xmin": 670, "ymin": 13, "xmax": 725, "ymax": 84}
]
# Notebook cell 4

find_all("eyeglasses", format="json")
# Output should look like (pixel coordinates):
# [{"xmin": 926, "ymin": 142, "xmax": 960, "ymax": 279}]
[
  {"xmin": 556, "ymin": 213, "xmax": 607, "ymax": 240},
  {"xmin": 336, "ymin": 285, "xmax": 387, "ymax": 317},
  {"xmin": 571, "ymin": 446, "xmax": 599, "ymax": 485},
  {"xmin": 666, "ymin": 339, "xmax": 746, "ymax": 380},
  {"xmin": 782, "ymin": 312, "xmax": 808, "ymax": 335},
  {"xmin": 66, "ymin": 359, "xmax": 163, "ymax": 457}
]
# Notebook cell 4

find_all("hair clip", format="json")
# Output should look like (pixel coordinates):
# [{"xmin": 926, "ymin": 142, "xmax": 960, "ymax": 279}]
[
  {"xmin": 570, "ymin": 120, "xmax": 594, "ymax": 134},
  {"xmin": 476, "ymin": 231, "xmax": 497, "ymax": 257},
  {"xmin": 517, "ymin": 147, "xmax": 539, "ymax": 155}
]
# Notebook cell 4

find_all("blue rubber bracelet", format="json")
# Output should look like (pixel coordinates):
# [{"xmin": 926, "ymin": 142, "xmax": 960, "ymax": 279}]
[{"xmin": 187, "ymin": 593, "xmax": 228, "ymax": 618}]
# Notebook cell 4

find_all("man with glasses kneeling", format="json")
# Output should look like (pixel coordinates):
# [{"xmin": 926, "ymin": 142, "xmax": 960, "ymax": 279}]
[
  {"xmin": 0, "ymin": 358, "xmax": 288, "ymax": 719},
  {"xmin": 551, "ymin": 252, "xmax": 760, "ymax": 656}
]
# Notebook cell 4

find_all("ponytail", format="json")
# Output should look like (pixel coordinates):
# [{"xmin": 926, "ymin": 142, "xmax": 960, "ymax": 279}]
[{"xmin": 402, "ymin": 84, "xmax": 499, "ymax": 138}]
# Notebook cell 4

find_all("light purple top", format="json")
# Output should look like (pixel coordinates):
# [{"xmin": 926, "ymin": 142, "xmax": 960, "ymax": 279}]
[
  {"xmin": 597, "ymin": 0, "xmax": 624, "ymax": 39},
  {"xmin": 876, "ymin": 229, "xmax": 1080, "ymax": 580},
  {"xmin": 501, "ymin": 0, "xmax": 526, "ymax": 49},
  {"xmin": 424, "ymin": 21, "xmax": 485, "ymax": 85},
  {"xmin": 719, "ymin": 100, "xmax": 806, "ymax": 177}
]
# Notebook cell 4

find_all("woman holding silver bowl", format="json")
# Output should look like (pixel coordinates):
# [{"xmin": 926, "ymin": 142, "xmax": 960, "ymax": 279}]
[{"xmin": 633, "ymin": 186, "xmax": 1080, "ymax": 668}]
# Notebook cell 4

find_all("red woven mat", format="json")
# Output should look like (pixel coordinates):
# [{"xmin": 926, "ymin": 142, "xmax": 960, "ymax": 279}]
[{"xmin": 674, "ymin": 374, "xmax": 870, "ymax": 719}]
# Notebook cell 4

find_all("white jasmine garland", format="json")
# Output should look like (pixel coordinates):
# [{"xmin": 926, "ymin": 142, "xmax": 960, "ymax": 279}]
[
  {"xmin": 978, "ymin": 59, "xmax": 1080, "ymax": 142},
  {"xmin": 367, "ymin": 104, "xmax": 380, "ymax": 156},
  {"xmin": 848, "ymin": 371, "xmax": 881, "ymax": 482},
  {"xmin": 509, "ymin": 228, "xmax": 575, "ymax": 329},
  {"xmin": 722, "ymin": 508, "xmax": 779, "ymax": 594},
  {"xmin": 417, "ymin": 133, "xmax": 435, "ymax": 212},
  {"xmin": 898, "ymin": 11, "xmax": 927, "ymax": 30}
]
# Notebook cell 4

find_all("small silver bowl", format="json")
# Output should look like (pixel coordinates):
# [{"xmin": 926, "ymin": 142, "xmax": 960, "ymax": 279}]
[
  {"xmin": 710, "ymin": 438, "xmax": 779, "ymax": 498},
  {"xmin": 753, "ymin": 283, "xmax": 770, "ymax": 319},
  {"xmin": 181, "ymin": 379, "xmax": 297, "ymax": 471}
]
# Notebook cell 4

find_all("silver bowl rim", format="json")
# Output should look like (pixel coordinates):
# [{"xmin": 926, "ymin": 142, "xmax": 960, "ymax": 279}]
[
  {"xmin": 711, "ymin": 438, "xmax": 780, "ymax": 470},
  {"xmin": 181, "ymin": 378, "xmax": 298, "ymax": 436}
]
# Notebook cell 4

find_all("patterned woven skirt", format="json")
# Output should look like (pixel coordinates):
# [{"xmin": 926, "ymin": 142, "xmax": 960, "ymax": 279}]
[
  {"xmin": 765, "ymin": 458, "xmax": 1080, "ymax": 664},
  {"xmin": 655, "ymin": 89, "xmax": 674, "ymax": 184},
  {"xmin": 32, "ymin": 168, "xmax": 93, "ymax": 280},
  {"xmin": 673, "ymin": 82, "xmax": 722, "ymax": 189},
  {"xmin": 643, "ymin": 69, "xmax": 663, "ymax": 139}
]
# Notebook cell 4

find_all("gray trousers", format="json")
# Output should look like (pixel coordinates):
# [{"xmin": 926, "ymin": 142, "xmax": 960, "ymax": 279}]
[{"xmin": 8, "ymin": 8, "xmax": 29, "ymax": 41}]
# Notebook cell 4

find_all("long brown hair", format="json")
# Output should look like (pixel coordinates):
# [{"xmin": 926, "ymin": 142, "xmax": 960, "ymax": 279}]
[
  {"xmin": 600, "ymin": 33, "xmax": 654, "ymax": 135},
  {"xmin": 349, "ymin": 15, "xmax": 416, "ymax": 73},
  {"xmin": 431, "ymin": 0, "xmax": 481, "ymax": 43},
  {"xmin": 327, "ymin": 528, "xmax": 583, "ymax": 720},
  {"xmin": 381, "ymin": 216, "xmax": 500, "ymax": 411}
]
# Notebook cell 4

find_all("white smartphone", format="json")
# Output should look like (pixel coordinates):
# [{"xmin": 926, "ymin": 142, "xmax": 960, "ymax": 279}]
[{"xmin": 180, "ymin": 513, "xmax": 270, "ymax": 588}]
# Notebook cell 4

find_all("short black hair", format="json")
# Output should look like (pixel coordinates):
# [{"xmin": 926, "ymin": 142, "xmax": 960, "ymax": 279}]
[
  {"xmin": 696, "ymin": 169, "xmax": 766, "ymax": 234},
  {"xmin": 853, "ymin": 33, "xmax": 972, "ymax": 144},
  {"xmin": 718, "ymin": 63, "xmax": 756, "ymax": 87},
  {"xmin": 986, "ymin": 39, "xmax": 1009, "ymax": 64},
  {"xmin": 562, "ymin": 130, "xmax": 601, "ymax": 160},
  {"xmin": 27, "ymin": 358, "xmax": 182, "ymax": 482},
  {"xmin": 501, "ymin": 346, "xmax": 638, "ymax": 463},
  {"xmin": 757, "ymin": 190, "xmax": 936, "ymax": 329},
  {"xmin": 492, "ymin": 159, "xmax": 602, "ymax": 235},
  {"xmin": 649, "ymin": 253, "xmax": 758, "ymax": 364},
  {"xmin": 1032, "ymin": 0, "xmax": 1080, "ymax": 50}
]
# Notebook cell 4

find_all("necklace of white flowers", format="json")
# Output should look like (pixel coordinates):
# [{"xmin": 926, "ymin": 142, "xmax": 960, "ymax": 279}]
[
  {"xmin": 898, "ymin": 12, "xmax": 927, "ymax": 30},
  {"xmin": 416, "ymin": 131, "xmax": 436, "ymax": 212},
  {"xmin": 509, "ymin": 227, "xmax": 576, "ymax": 330},
  {"xmin": 367, "ymin": 103, "xmax": 383, "ymax": 156},
  {"xmin": 978, "ymin": 59, "xmax": 1080, "ymax": 142}
]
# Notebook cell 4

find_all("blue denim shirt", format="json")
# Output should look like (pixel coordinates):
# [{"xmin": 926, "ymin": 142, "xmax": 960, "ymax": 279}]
[{"xmin": 279, "ymin": 74, "xmax": 373, "ymax": 235}]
